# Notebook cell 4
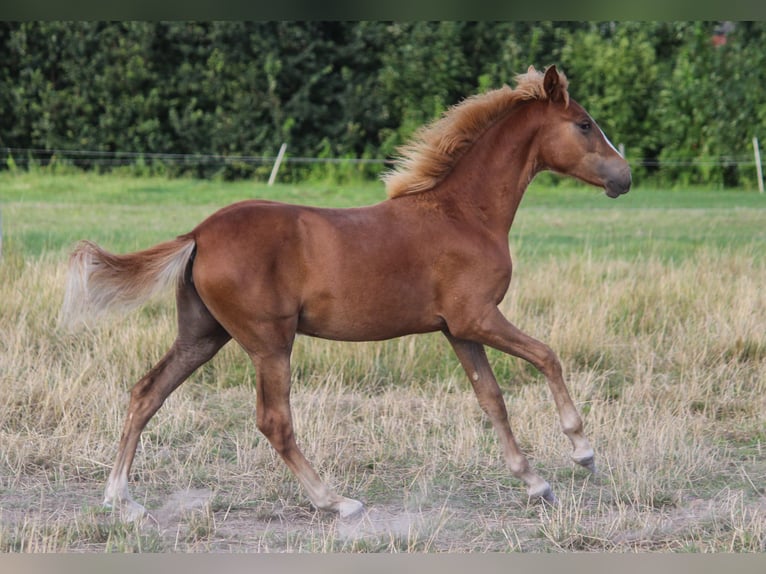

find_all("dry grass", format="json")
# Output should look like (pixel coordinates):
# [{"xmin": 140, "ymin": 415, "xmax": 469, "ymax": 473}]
[{"xmin": 1, "ymin": 244, "xmax": 765, "ymax": 552}]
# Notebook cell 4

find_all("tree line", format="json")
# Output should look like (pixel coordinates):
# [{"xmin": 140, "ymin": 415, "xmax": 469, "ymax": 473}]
[{"xmin": 1, "ymin": 21, "xmax": 765, "ymax": 187}]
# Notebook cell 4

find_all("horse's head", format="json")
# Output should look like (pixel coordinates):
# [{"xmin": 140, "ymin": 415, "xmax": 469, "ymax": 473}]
[{"xmin": 534, "ymin": 66, "xmax": 631, "ymax": 198}]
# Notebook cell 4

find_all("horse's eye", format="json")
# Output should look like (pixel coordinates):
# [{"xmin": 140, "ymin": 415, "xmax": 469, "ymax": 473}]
[{"xmin": 578, "ymin": 120, "xmax": 592, "ymax": 133}]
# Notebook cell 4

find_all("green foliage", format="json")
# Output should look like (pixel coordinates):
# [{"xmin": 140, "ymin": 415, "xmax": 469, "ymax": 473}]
[
  {"xmin": 1, "ymin": 22, "xmax": 765, "ymax": 187},
  {"xmin": 655, "ymin": 22, "xmax": 766, "ymax": 187},
  {"xmin": 376, "ymin": 22, "xmax": 473, "ymax": 153}
]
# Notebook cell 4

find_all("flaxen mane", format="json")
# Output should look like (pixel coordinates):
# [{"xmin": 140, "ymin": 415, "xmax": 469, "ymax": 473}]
[{"xmin": 382, "ymin": 66, "xmax": 569, "ymax": 198}]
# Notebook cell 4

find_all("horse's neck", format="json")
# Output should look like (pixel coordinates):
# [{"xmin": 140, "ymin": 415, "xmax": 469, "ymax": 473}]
[{"xmin": 436, "ymin": 107, "xmax": 541, "ymax": 236}]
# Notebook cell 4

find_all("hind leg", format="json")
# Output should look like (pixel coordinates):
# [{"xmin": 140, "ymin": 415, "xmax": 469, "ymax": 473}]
[
  {"xmin": 225, "ymin": 317, "xmax": 363, "ymax": 518},
  {"xmin": 251, "ymin": 348, "xmax": 363, "ymax": 518},
  {"xmin": 104, "ymin": 280, "xmax": 230, "ymax": 521}
]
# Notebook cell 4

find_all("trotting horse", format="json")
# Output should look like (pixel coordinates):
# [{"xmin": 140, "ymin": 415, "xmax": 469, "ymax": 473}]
[{"xmin": 61, "ymin": 66, "xmax": 630, "ymax": 521}]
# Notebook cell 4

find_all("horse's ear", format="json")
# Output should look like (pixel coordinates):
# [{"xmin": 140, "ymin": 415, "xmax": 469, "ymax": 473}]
[{"xmin": 543, "ymin": 65, "xmax": 565, "ymax": 104}]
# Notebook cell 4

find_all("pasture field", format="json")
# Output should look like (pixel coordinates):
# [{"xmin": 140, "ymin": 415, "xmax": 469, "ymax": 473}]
[{"xmin": 1, "ymin": 171, "xmax": 765, "ymax": 552}]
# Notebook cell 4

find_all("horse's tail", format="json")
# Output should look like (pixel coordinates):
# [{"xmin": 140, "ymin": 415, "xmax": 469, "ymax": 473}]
[{"xmin": 59, "ymin": 234, "xmax": 196, "ymax": 329}]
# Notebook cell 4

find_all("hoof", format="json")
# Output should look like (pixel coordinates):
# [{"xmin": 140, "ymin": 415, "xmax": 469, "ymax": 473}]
[
  {"xmin": 338, "ymin": 498, "xmax": 365, "ymax": 519},
  {"xmin": 574, "ymin": 454, "xmax": 597, "ymax": 474},
  {"xmin": 528, "ymin": 482, "xmax": 558, "ymax": 506},
  {"xmin": 540, "ymin": 488, "xmax": 559, "ymax": 506},
  {"xmin": 104, "ymin": 497, "xmax": 148, "ymax": 523}
]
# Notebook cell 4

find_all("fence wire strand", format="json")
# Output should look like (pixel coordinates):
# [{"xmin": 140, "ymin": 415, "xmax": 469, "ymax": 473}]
[{"xmin": 0, "ymin": 146, "xmax": 758, "ymax": 169}]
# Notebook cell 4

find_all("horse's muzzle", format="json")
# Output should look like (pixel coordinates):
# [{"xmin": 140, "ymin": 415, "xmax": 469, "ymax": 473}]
[{"xmin": 604, "ymin": 164, "xmax": 632, "ymax": 198}]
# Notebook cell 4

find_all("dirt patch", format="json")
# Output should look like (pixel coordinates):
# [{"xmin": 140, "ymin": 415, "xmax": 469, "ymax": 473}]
[
  {"xmin": 2, "ymin": 464, "xmax": 766, "ymax": 552},
  {"xmin": 151, "ymin": 488, "xmax": 216, "ymax": 531}
]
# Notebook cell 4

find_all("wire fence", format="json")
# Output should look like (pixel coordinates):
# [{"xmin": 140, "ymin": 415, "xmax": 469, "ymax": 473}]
[
  {"xmin": 1, "ymin": 146, "xmax": 764, "ymax": 188},
  {"xmin": 638, "ymin": 157, "xmax": 757, "ymax": 167},
  {"xmin": 2, "ymin": 146, "xmax": 761, "ymax": 167},
  {"xmin": 1, "ymin": 147, "xmax": 393, "ymax": 167}
]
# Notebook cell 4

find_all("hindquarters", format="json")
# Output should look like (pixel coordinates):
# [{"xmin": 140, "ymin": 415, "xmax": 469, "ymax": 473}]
[{"xmin": 188, "ymin": 202, "xmax": 307, "ymax": 348}]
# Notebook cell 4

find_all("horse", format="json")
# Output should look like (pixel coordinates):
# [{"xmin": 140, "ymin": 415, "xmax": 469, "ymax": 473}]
[{"xmin": 60, "ymin": 65, "xmax": 631, "ymax": 521}]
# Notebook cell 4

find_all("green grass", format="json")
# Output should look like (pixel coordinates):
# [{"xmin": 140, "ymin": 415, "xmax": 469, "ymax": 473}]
[
  {"xmin": 0, "ymin": 172, "xmax": 388, "ymax": 256},
  {"xmin": 513, "ymin": 184, "xmax": 766, "ymax": 260},
  {"xmin": 2, "ymin": 172, "xmax": 764, "ymax": 259}
]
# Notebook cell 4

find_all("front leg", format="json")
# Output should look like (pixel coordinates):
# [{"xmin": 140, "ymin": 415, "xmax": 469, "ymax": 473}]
[
  {"xmin": 447, "ymin": 307, "xmax": 596, "ymax": 473},
  {"xmin": 444, "ymin": 332, "xmax": 557, "ymax": 503}
]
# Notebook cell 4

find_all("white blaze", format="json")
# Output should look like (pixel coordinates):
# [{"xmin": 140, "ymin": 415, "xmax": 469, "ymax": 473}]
[{"xmin": 600, "ymin": 126, "xmax": 623, "ymax": 158}]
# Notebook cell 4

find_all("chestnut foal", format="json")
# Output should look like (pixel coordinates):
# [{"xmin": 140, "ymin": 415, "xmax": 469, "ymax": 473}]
[{"xmin": 61, "ymin": 66, "xmax": 630, "ymax": 520}]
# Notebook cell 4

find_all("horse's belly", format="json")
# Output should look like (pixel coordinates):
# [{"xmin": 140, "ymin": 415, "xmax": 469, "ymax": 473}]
[{"xmin": 297, "ymin": 289, "xmax": 443, "ymax": 342}]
